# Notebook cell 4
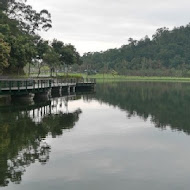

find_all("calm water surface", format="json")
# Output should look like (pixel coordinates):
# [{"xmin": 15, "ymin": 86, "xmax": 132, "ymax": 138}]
[{"xmin": 1, "ymin": 82, "xmax": 190, "ymax": 190}]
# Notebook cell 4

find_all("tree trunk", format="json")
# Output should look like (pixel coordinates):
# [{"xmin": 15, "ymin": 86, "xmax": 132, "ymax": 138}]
[
  {"xmin": 17, "ymin": 67, "xmax": 20, "ymax": 76},
  {"xmin": 66, "ymin": 64, "xmax": 68, "ymax": 76},
  {"xmin": 37, "ymin": 66, "xmax": 41, "ymax": 77},
  {"xmin": 28, "ymin": 63, "xmax": 31, "ymax": 76},
  {"xmin": 50, "ymin": 68, "xmax": 52, "ymax": 77}
]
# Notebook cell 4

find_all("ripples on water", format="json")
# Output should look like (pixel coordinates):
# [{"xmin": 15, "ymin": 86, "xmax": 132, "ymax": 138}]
[{"xmin": 1, "ymin": 82, "xmax": 190, "ymax": 190}]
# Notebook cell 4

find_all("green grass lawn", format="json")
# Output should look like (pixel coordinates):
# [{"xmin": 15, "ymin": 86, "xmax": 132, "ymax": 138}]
[
  {"xmin": 4, "ymin": 72, "xmax": 190, "ymax": 83},
  {"xmin": 82, "ymin": 73, "xmax": 190, "ymax": 83}
]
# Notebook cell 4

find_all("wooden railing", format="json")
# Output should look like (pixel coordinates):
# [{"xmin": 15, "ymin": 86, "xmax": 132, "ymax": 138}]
[
  {"xmin": 0, "ymin": 79, "xmax": 51, "ymax": 91},
  {"xmin": 0, "ymin": 78, "xmax": 96, "ymax": 92}
]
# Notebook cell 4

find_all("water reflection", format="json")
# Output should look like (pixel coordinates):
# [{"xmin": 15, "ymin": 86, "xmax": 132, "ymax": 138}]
[
  {"xmin": 0, "ymin": 94, "xmax": 82, "ymax": 187},
  {"xmin": 1, "ymin": 82, "xmax": 190, "ymax": 189},
  {"xmin": 93, "ymin": 82, "xmax": 190, "ymax": 135}
]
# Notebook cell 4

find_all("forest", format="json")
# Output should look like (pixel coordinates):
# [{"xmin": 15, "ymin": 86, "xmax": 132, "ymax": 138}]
[
  {"xmin": 2, "ymin": 1, "xmax": 190, "ymax": 77},
  {"xmin": 82, "ymin": 24, "xmax": 190, "ymax": 77},
  {"xmin": 0, "ymin": 0, "xmax": 82, "ymax": 75}
]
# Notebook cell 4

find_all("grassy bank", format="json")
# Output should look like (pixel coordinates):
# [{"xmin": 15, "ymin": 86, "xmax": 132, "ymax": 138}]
[
  {"xmin": 0, "ymin": 73, "xmax": 83, "ymax": 79},
  {"xmin": 83, "ymin": 74, "xmax": 190, "ymax": 83},
  {"xmin": 3, "ymin": 72, "xmax": 190, "ymax": 83}
]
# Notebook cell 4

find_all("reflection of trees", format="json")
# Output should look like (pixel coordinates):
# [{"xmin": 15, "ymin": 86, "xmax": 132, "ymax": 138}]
[
  {"xmin": 6, "ymin": 141, "xmax": 50, "ymax": 185},
  {"xmin": 0, "ymin": 99, "xmax": 82, "ymax": 187},
  {"xmin": 94, "ymin": 82, "xmax": 190, "ymax": 134}
]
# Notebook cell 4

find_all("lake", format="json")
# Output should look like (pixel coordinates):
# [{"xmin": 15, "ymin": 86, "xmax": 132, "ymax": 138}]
[{"xmin": 1, "ymin": 81, "xmax": 190, "ymax": 190}]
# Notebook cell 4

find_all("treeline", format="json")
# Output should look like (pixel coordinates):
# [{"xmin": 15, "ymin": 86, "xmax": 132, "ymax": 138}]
[
  {"xmin": 82, "ymin": 24, "xmax": 190, "ymax": 77},
  {"xmin": 0, "ymin": 0, "xmax": 82, "ymax": 75}
]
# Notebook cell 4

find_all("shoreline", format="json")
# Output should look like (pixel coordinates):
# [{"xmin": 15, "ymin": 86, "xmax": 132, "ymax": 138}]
[{"xmin": 85, "ymin": 74, "xmax": 190, "ymax": 83}]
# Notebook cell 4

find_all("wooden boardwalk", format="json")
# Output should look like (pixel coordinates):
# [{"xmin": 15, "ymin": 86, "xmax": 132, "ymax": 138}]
[{"xmin": 0, "ymin": 78, "xmax": 96, "ymax": 96}]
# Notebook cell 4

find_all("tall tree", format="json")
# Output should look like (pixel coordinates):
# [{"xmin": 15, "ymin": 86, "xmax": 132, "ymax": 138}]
[
  {"xmin": 0, "ymin": 34, "xmax": 10, "ymax": 73},
  {"xmin": 51, "ymin": 40, "xmax": 81, "ymax": 74},
  {"xmin": 4, "ymin": 0, "xmax": 52, "ymax": 34},
  {"xmin": 0, "ymin": 0, "xmax": 52, "ymax": 74},
  {"xmin": 43, "ymin": 46, "xmax": 60, "ymax": 77}
]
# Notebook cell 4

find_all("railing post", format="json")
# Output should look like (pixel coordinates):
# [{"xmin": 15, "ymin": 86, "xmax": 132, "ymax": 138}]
[
  {"xmin": 17, "ymin": 81, "xmax": 20, "ymax": 91},
  {"xmin": 33, "ymin": 80, "xmax": 35, "ymax": 90},
  {"xmin": 9, "ymin": 81, "xmax": 11, "ymax": 92},
  {"xmin": 26, "ymin": 80, "xmax": 28, "ymax": 91}
]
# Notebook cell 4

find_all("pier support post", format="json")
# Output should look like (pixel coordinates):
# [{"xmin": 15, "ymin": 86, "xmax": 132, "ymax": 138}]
[
  {"xmin": 73, "ymin": 86, "xmax": 76, "ymax": 93},
  {"xmin": 68, "ymin": 86, "xmax": 71, "ymax": 94},
  {"xmin": 59, "ymin": 87, "xmax": 62, "ymax": 96}
]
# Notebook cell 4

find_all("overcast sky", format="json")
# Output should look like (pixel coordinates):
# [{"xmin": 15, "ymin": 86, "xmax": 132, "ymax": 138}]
[{"xmin": 27, "ymin": 0, "xmax": 190, "ymax": 54}]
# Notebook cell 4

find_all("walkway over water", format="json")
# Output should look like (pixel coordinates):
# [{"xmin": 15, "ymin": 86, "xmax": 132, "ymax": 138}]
[{"xmin": 0, "ymin": 78, "xmax": 96, "ymax": 96}]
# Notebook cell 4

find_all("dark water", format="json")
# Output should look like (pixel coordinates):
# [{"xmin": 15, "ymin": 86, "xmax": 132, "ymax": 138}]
[{"xmin": 1, "ymin": 81, "xmax": 190, "ymax": 190}]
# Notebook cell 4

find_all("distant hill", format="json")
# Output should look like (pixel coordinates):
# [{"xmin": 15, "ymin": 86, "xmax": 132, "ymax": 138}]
[{"xmin": 82, "ymin": 24, "xmax": 190, "ymax": 77}]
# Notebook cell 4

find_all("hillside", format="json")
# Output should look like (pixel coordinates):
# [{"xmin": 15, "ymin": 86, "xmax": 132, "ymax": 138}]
[{"xmin": 82, "ymin": 24, "xmax": 190, "ymax": 77}]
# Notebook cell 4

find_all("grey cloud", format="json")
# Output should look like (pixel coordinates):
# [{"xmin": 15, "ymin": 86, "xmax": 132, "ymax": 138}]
[{"xmin": 28, "ymin": 0, "xmax": 190, "ymax": 54}]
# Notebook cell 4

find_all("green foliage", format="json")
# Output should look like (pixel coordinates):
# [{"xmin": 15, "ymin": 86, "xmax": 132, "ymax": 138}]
[
  {"xmin": 0, "ymin": 34, "xmax": 10, "ymax": 72},
  {"xmin": 35, "ymin": 38, "xmax": 49, "ymax": 60},
  {"xmin": 0, "ymin": 0, "xmax": 83, "ymax": 76},
  {"xmin": 0, "ymin": 0, "xmax": 52, "ymax": 75},
  {"xmin": 5, "ymin": 35, "xmax": 36, "ymax": 74},
  {"xmin": 43, "ymin": 46, "xmax": 60, "ymax": 76},
  {"xmin": 5, "ymin": 0, "xmax": 52, "ymax": 34},
  {"xmin": 82, "ymin": 24, "xmax": 190, "ymax": 77},
  {"xmin": 52, "ymin": 40, "xmax": 80, "ymax": 66}
]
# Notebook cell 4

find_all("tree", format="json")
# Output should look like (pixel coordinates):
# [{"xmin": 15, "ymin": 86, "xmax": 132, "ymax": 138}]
[
  {"xmin": 43, "ymin": 47, "xmax": 60, "ymax": 77},
  {"xmin": 0, "ymin": 34, "xmax": 10, "ymax": 73},
  {"xmin": 81, "ymin": 23, "xmax": 190, "ymax": 77},
  {"xmin": 5, "ymin": 0, "xmax": 52, "ymax": 34},
  {"xmin": 51, "ymin": 40, "xmax": 81, "ymax": 75},
  {"xmin": 0, "ymin": 0, "xmax": 52, "ymax": 75},
  {"xmin": 34, "ymin": 38, "xmax": 49, "ymax": 77},
  {"xmin": 0, "ymin": 1, "xmax": 82, "ymax": 76}
]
